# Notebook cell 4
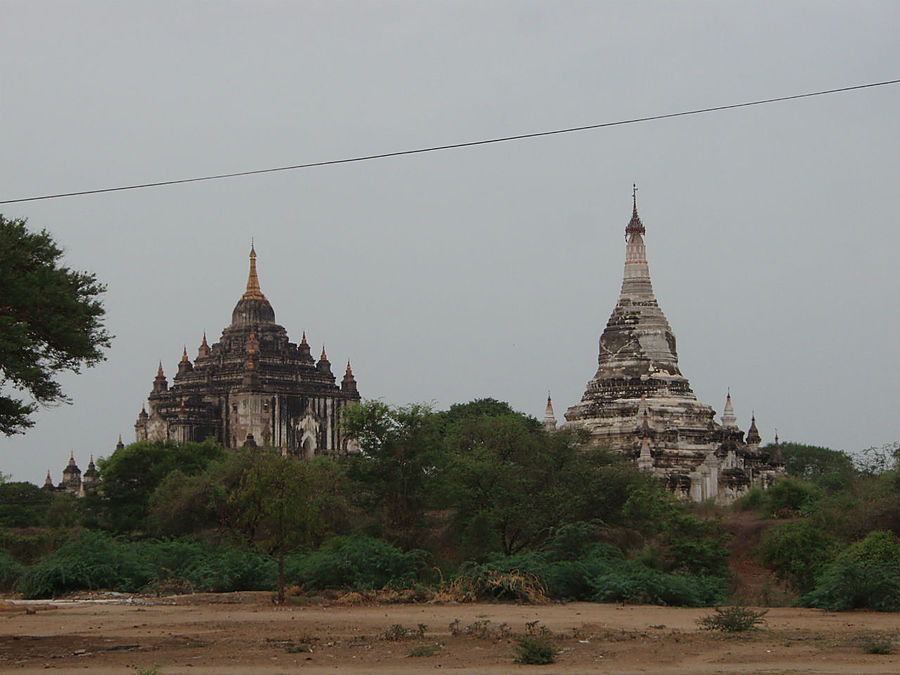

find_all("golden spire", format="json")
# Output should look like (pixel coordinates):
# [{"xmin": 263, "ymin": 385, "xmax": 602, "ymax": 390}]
[
  {"xmin": 157, "ymin": 362, "xmax": 164, "ymax": 377},
  {"xmin": 201, "ymin": 332, "xmax": 209, "ymax": 348},
  {"xmin": 320, "ymin": 345, "xmax": 327, "ymax": 361},
  {"xmin": 345, "ymin": 360, "xmax": 353, "ymax": 376},
  {"xmin": 181, "ymin": 346, "xmax": 189, "ymax": 362},
  {"xmin": 241, "ymin": 243, "xmax": 267, "ymax": 301},
  {"xmin": 301, "ymin": 330, "xmax": 308, "ymax": 346}
]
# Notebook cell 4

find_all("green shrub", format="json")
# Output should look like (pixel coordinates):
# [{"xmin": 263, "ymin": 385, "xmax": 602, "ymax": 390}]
[
  {"xmin": 588, "ymin": 559, "xmax": 726, "ymax": 607},
  {"xmin": 0, "ymin": 528, "xmax": 66, "ymax": 563},
  {"xmin": 16, "ymin": 530, "xmax": 153, "ymax": 598},
  {"xmin": 758, "ymin": 520, "xmax": 838, "ymax": 593},
  {"xmin": 736, "ymin": 487, "xmax": 767, "ymax": 511},
  {"xmin": 766, "ymin": 477, "xmax": 823, "ymax": 518},
  {"xmin": 802, "ymin": 531, "xmax": 900, "ymax": 611},
  {"xmin": 0, "ymin": 550, "xmax": 23, "ymax": 591},
  {"xmin": 859, "ymin": 633, "xmax": 895, "ymax": 654},
  {"xmin": 697, "ymin": 606, "xmax": 768, "ymax": 632},
  {"xmin": 513, "ymin": 635, "xmax": 558, "ymax": 664},
  {"xmin": 285, "ymin": 536, "xmax": 427, "ymax": 590}
]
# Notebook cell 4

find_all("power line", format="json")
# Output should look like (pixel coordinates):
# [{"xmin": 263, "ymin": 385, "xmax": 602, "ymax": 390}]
[{"xmin": 2, "ymin": 78, "xmax": 898, "ymax": 206}]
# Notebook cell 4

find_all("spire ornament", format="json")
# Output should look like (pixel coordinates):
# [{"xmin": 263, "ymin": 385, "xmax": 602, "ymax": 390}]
[
  {"xmin": 625, "ymin": 183, "xmax": 645, "ymax": 237},
  {"xmin": 242, "ymin": 244, "xmax": 267, "ymax": 301}
]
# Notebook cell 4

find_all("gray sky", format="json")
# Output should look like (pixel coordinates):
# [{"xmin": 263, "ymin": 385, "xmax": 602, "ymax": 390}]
[{"xmin": 2, "ymin": 1, "xmax": 898, "ymax": 485}]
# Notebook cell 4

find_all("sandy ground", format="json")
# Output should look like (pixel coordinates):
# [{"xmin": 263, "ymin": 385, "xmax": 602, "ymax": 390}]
[{"xmin": 1, "ymin": 592, "xmax": 898, "ymax": 673}]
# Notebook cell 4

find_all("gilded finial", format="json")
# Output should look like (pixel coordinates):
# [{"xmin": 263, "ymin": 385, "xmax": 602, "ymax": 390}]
[
  {"xmin": 202, "ymin": 332, "xmax": 208, "ymax": 347},
  {"xmin": 242, "ymin": 243, "xmax": 267, "ymax": 301},
  {"xmin": 157, "ymin": 361, "xmax": 164, "ymax": 377},
  {"xmin": 181, "ymin": 346, "xmax": 189, "ymax": 362},
  {"xmin": 346, "ymin": 360, "xmax": 353, "ymax": 376},
  {"xmin": 301, "ymin": 330, "xmax": 308, "ymax": 346},
  {"xmin": 320, "ymin": 346, "xmax": 327, "ymax": 361}
]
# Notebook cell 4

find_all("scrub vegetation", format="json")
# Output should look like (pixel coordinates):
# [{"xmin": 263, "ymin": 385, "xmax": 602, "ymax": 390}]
[{"xmin": 1, "ymin": 400, "xmax": 898, "ymax": 612}]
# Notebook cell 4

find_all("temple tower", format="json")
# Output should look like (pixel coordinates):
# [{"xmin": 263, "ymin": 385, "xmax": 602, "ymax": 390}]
[
  {"xmin": 564, "ymin": 189, "xmax": 744, "ymax": 498},
  {"xmin": 135, "ymin": 245, "xmax": 361, "ymax": 453}
]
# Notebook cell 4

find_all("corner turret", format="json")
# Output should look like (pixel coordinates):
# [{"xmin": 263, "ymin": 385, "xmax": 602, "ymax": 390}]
[
  {"xmin": 722, "ymin": 391, "xmax": 738, "ymax": 430},
  {"xmin": 152, "ymin": 362, "xmax": 168, "ymax": 394},
  {"xmin": 298, "ymin": 331, "xmax": 314, "ymax": 364},
  {"xmin": 177, "ymin": 347, "xmax": 193, "ymax": 377},
  {"xmin": 317, "ymin": 346, "xmax": 332, "ymax": 376},
  {"xmin": 342, "ymin": 360, "xmax": 358, "ymax": 395},
  {"xmin": 197, "ymin": 332, "xmax": 211, "ymax": 359}
]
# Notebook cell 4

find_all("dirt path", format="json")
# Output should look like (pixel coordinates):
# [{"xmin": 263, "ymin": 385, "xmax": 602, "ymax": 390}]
[{"xmin": 1, "ymin": 593, "xmax": 898, "ymax": 673}]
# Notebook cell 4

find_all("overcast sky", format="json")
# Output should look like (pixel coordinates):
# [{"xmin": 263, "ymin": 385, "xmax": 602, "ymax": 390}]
[{"xmin": 2, "ymin": 1, "xmax": 898, "ymax": 484}]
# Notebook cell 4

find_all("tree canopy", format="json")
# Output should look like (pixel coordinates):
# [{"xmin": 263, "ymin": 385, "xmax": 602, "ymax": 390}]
[{"xmin": 0, "ymin": 215, "xmax": 111, "ymax": 435}]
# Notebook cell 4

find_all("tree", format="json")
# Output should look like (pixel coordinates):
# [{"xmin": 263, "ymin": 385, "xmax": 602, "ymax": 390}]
[
  {"xmin": 436, "ymin": 401, "xmax": 644, "ymax": 559},
  {"xmin": 772, "ymin": 442, "xmax": 856, "ymax": 491},
  {"xmin": 96, "ymin": 439, "xmax": 223, "ymax": 532},
  {"xmin": 341, "ymin": 401, "xmax": 440, "ymax": 547},
  {"xmin": 229, "ymin": 453, "xmax": 321, "ymax": 604},
  {"xmin": 0, "ymin": 215, "xmax": 111, "ymax": 435}
]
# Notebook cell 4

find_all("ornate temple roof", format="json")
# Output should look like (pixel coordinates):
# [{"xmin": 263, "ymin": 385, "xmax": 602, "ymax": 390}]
[{"xmin": 231, "ymin": 245, "xmax": 276, "ymax": 326}]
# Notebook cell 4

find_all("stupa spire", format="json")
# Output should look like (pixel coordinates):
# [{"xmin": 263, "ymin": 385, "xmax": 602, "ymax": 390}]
[
  {"xmin": 242, "ymin": 243, "xmax": 267, "ymax": 301},
  {"xmin": 722, "ymin": 390, "xmax": 738, "ymax": 429},
  {"xmin": 543, "ymin": 392, "xmax": 557, "ymax": 431},
  {"xmin": 625, "ymin": 183, "xmax": 645, "ymax": 237}
]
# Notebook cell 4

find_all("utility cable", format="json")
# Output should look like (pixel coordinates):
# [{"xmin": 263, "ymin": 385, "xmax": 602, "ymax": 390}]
[{"xmin": 2, "ymin": 78, "xmax": 898, "ymax": 205}]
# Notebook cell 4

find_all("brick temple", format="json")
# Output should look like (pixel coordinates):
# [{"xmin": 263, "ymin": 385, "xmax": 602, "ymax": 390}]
[
  {"xmin": 135, "ymin": 246, "xmax": 361, "ymax": 455},
  {"xmin": 563, "ymin": 190, "xmax": 783, "ymax": 501}
]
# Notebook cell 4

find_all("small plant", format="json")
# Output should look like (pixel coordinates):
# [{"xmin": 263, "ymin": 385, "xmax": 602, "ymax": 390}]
[
  {"xmin": 407, "ymin": 643, "xmax": 442, "ymax": 657},
  {"xmin": 449, "ymin": 618, "xmax": 461, "ymax": 635},
  {"xmin": 383, "ymin": 624, "xmax": 410, "ymax": 641},
  {"xmin": 697, "ymin": 606, "xmax": 768, "ymax": 632},
  {"xmin": 285, "ymin": 643, "xmax": 312, "ymax": 653},
  {"xmin": 513, "ymin": 635, "xmax": 558, "ymax": 665},
  {"xmin": 465, "ymin": 619, "xmax": 492, "ymax": 639},
  {"xmin": 134, "ymin": 667, "xmax": 161, "ymax": 675},
  {"xmin": 860, "ymin": 633, "xmax": 895, "ymax": 654}
]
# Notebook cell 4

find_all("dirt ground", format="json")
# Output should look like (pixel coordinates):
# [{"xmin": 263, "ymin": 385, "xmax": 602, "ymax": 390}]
[{"xmin": 1, "ymin": 592, "xmax": 898, "ymax": 674}]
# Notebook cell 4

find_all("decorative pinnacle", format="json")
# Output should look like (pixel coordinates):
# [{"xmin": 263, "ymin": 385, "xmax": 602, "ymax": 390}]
[
  {"xmin": 345, "ymin": 360, "xmax": 353, "ymax": 376},
  {"xmin": 625, "ymin": 183, "xmax": 645, "ymax": 238},
  {"xmin": 320, "ymin": 346, "xmax": 327, "ymax": 361},
  {"xmin": 201, "ymin": 332, "xmax": 209, "ymax": 348},
  {"xmin": 301, "ymin": 330, "xmax": 308, "ymax": 346},
  {"xmin": 242, "ymin": 243, "xmax": 267, "ymax": 301},
  {"xmin": 181, "ymin": 346, "xmax": 189, "ymax": 362},
  {"xmin": 157, "ymin": 362, "xmax": 164, "ymax": 377}
]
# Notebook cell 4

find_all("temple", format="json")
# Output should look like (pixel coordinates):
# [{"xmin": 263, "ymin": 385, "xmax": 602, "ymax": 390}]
[
  {"xmin": 42, "ymin": 452, "xmax": 100, "ymax": 496},
  {"xmin": 563, "ymin": 189, "xmax": 783, "ymax": 501},
  {"xmin": 135, "ymin": 246, "xmax": 361, "ymax": 455}
]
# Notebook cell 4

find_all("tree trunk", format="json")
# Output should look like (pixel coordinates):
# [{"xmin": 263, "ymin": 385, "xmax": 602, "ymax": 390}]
[{"xmin": 277, "ymin": 549, "xmax": 285, "ymax": 605}]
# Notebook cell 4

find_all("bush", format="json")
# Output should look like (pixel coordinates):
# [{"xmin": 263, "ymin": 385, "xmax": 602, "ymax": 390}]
[
  {"xmin": 766, "ymin": 478, "xmax": 823, "ymax": 518},
  {"xmin": 697, "ymin": 606, "xmax": 768, "ymax": 632},
  {"xmin": 513, "ymin": 635, "xmax": 558, "ymax": 664},
  {"xmin": 758, "ymin": 520, "xmax": 838, "ymax": 593},
  {"xmin": 588, "ymin": 559, "xmax": 727, "ymax": 607},
  {"xmin": 16, "ymin": 530, "xmax": 153, "ymax": 598},
  {"xmin": 0, "ymin": 550, "xmax": 23, "ymax": 591},
  {"xmin": 141, "ymin": 539, "xmax": 275, "ymax": 592},
  {"xmin": 447, "ymin": 563, "xmax": 548, "ymax": 603},
  {"xmin": 285, "ymin": 536, "xmax": 427, "ymax": 590},
  {"xmin": 802, "ymin": 531, "xmax": 900, "ymax": 611}
]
